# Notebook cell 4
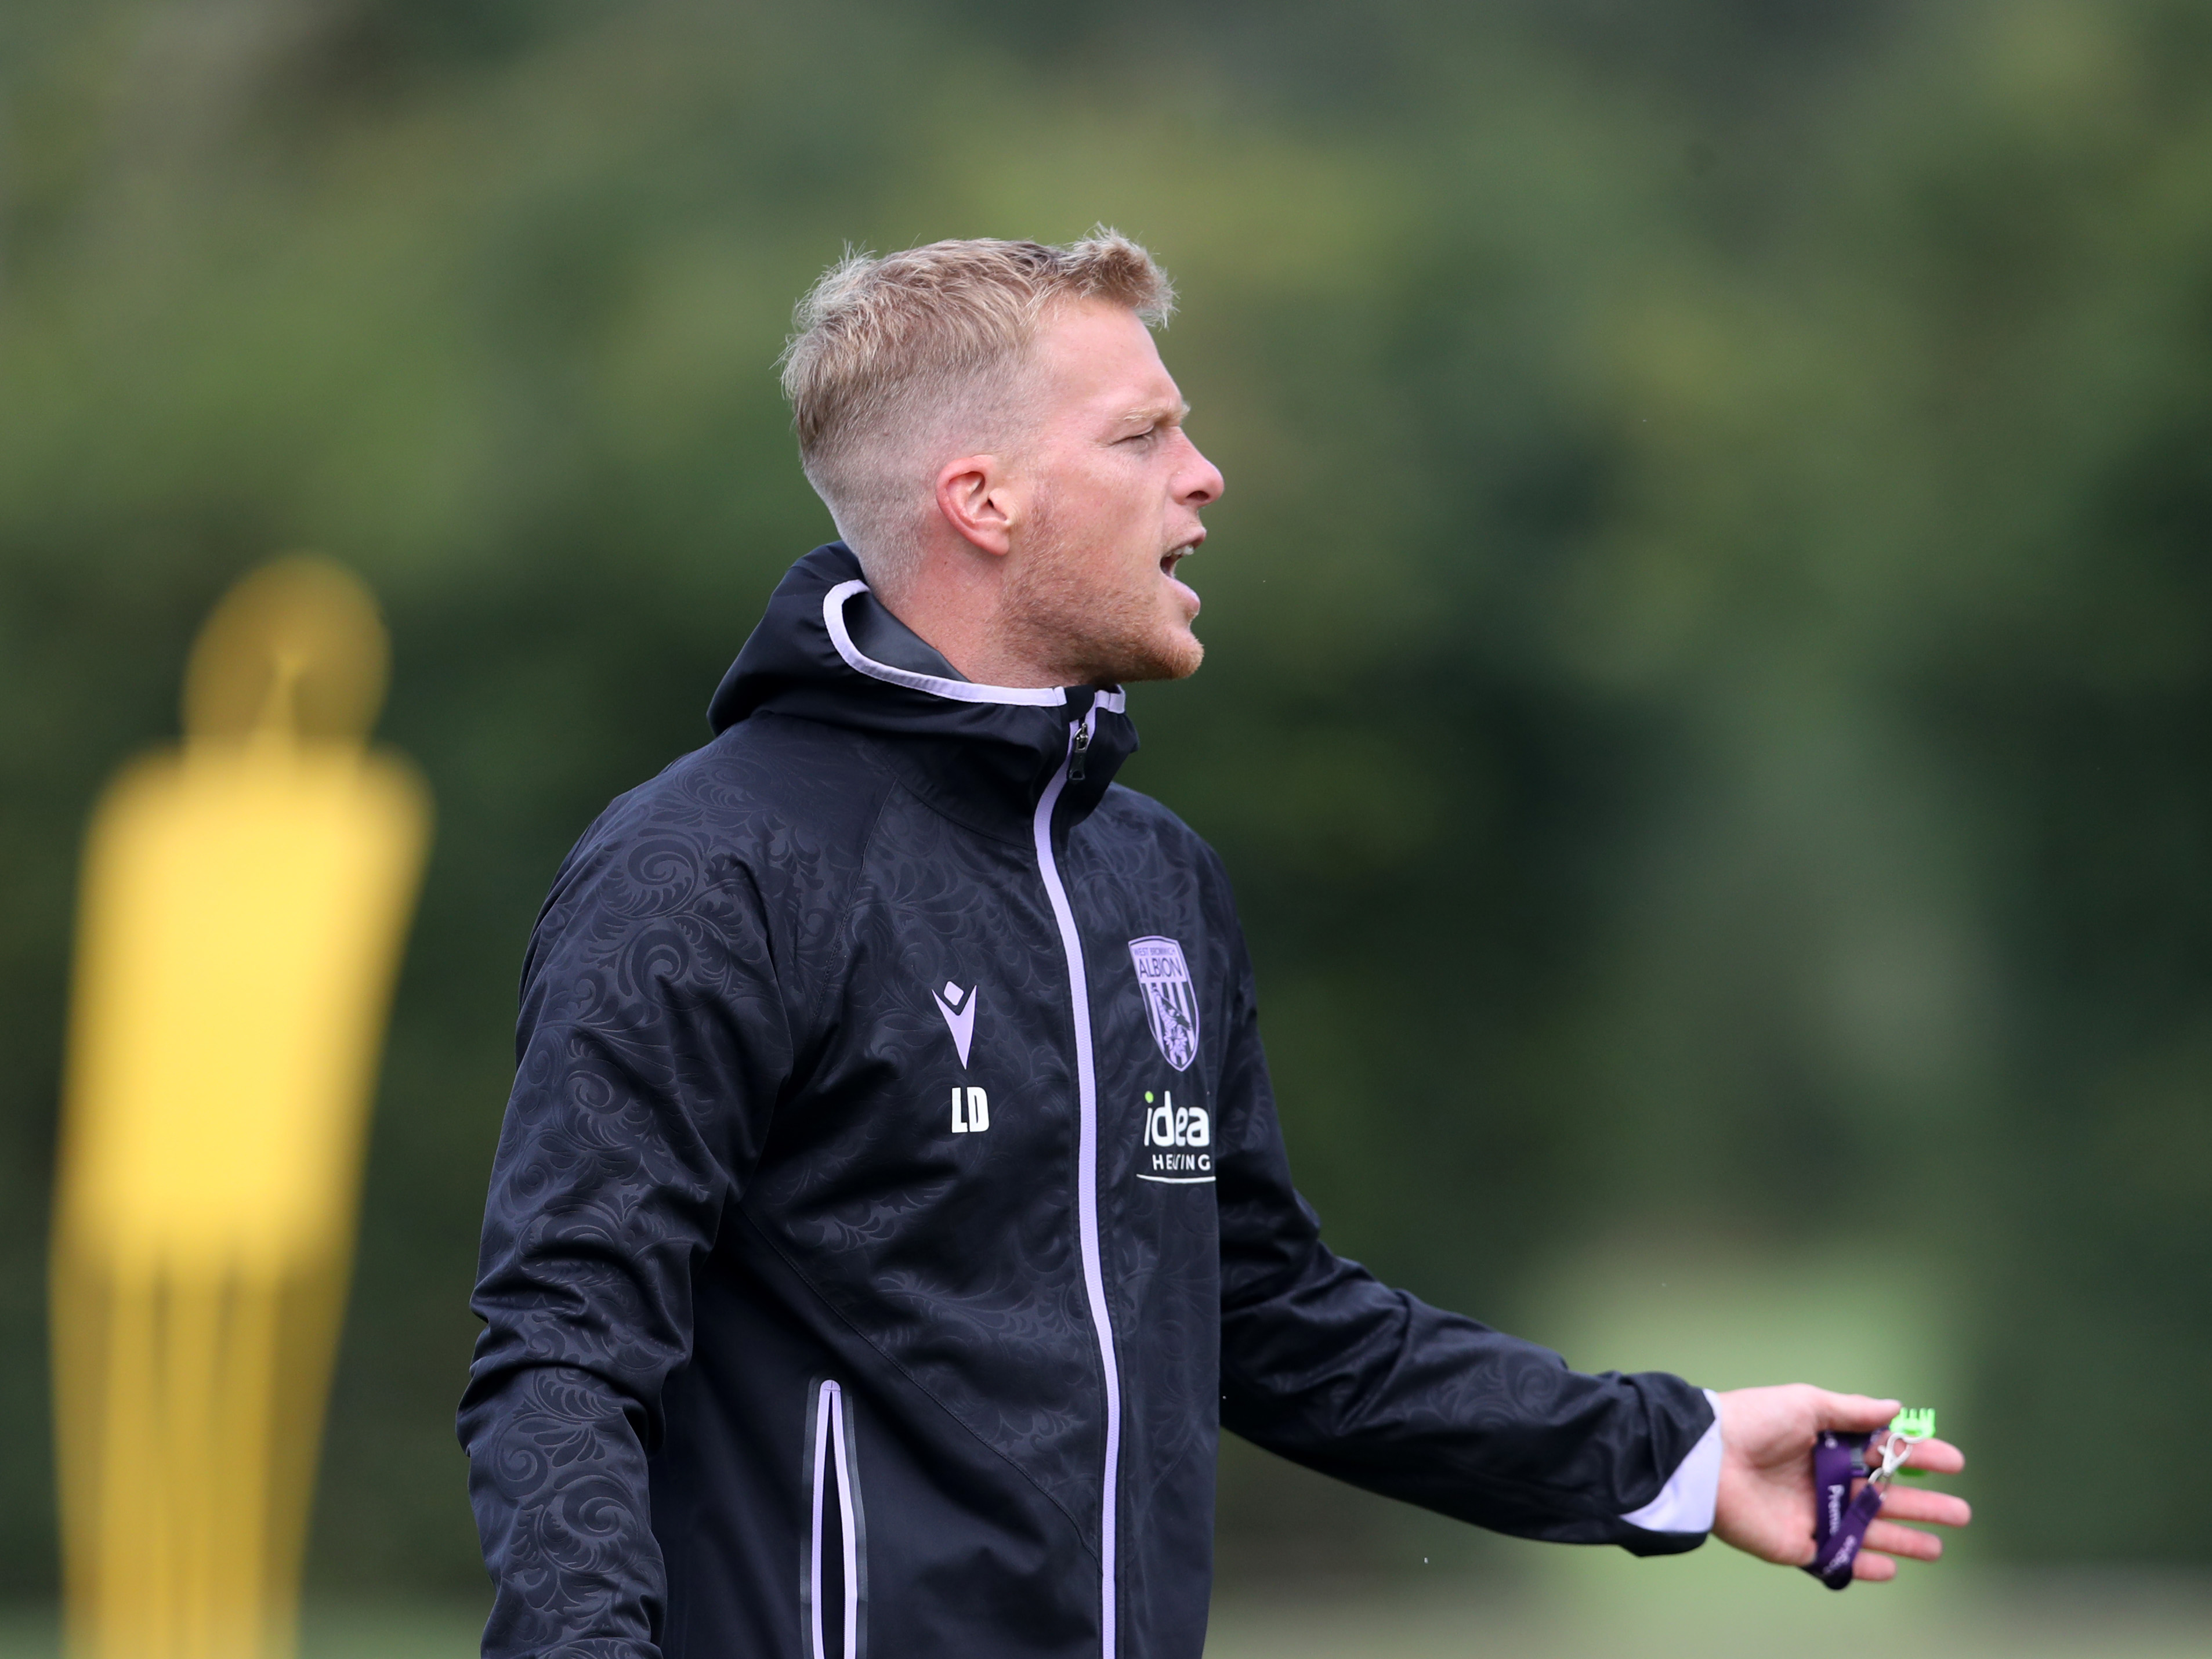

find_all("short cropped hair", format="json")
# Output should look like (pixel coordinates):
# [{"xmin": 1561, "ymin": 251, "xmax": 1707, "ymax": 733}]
[{"xmin": 780, "ymin": 231, "xmax": 1175, "ymax": 592}]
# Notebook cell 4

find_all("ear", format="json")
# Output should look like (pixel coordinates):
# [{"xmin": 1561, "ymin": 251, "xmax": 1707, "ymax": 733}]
[{"xmin": 935, "ymin": 454, "xmax": 1016, "ymax": 557}]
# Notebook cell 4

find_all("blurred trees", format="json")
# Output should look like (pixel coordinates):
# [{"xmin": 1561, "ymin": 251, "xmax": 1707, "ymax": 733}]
[{"xmin": 3, "ymin": 0, "xmax": 2211, "ymax": 1598}]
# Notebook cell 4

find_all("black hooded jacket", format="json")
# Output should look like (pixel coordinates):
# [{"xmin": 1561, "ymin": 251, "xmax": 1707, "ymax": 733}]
[{"xmin": 459, "ymin": 545, "xmax": 1717, "ymax": 1659}]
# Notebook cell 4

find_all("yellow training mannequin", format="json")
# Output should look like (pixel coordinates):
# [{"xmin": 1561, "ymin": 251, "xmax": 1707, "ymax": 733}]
[{"xmin": 51, "ymin": 559, "xmax": 432, "ymax": 1659}]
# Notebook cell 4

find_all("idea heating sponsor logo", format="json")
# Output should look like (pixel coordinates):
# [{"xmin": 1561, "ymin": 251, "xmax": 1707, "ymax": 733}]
[{"xmin": 1136, "ymin": 1089, "xmax": 1212, "ymax": 1184}]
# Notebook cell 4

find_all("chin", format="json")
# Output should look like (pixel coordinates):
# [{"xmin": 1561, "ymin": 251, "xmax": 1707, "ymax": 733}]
[{"xmin": 1112, "ymin": 628, "xmax": 1204, "ymax": 684}]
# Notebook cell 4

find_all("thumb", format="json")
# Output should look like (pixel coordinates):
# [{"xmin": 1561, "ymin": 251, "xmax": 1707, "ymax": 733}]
[{"xmin": 1813, "ymin": 1391, "xmax": 1901, "ymax": 1433}]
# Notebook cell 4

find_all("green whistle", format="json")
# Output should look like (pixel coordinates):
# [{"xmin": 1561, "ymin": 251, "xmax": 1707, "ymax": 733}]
[{"xmin": 1888, "ymin": 1407, "xmax": 1936, "ymax": 1476}]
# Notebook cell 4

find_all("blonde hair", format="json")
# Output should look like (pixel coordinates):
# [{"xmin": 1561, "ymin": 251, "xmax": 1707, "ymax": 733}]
[{"xmin": 779, "ymin": 231, "xmax": 1175, "ymax": 592}]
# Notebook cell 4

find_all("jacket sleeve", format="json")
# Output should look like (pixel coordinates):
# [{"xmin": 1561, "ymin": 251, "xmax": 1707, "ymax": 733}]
[
  {"xmin": 1211, "ymin": 926, "xmax": 1717, "ymax": 1556},
  {"xmin": 457, "ymin": 821, "xmax": 794, "ymax": 1658}
]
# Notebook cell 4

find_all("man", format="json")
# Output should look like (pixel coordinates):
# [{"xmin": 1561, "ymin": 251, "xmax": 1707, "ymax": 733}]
[{"xmin": 459, "ymin": 234, "xmax": 1968, "ymax": 1659}]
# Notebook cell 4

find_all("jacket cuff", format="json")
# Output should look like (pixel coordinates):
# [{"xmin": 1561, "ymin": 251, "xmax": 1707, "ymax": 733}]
[{"xmin": 1619, "ymin": 1388, "xmax": 1724, "ymax": 1535}]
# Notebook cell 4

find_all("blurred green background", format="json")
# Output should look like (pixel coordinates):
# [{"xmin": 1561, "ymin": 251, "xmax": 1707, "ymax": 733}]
[{"xmin": 5, "ymin": 0, "xmax": 2212, "ymax": 1650}]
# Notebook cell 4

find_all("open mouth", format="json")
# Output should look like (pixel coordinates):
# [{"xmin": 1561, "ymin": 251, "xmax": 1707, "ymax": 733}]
[{"xmin": 1160, "ymin": 535, "xmax": 1203, "ymax": 578}]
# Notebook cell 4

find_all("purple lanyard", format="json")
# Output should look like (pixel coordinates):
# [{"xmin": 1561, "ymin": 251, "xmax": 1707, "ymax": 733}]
[{"xmin": 1804, "ymin": 1429, "xmax": 1912, "ymax": 1590}]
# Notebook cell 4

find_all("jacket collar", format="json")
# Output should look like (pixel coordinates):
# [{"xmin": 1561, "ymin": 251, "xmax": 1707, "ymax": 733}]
[{"xmin": 708, "ymin": 544, "xmax": 1139, "ymax": 842}]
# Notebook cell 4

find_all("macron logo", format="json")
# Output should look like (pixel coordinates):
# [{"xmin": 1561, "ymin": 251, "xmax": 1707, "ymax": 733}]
[{"xmin": 932, "ymin": 981, "xmax": 977, "ymax": 1067}]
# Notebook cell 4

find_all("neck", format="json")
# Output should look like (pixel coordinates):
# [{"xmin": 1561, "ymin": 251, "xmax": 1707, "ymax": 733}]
[{"xmin": 873, "ymin": 543, "xmax": 1076, "ymax": 690}]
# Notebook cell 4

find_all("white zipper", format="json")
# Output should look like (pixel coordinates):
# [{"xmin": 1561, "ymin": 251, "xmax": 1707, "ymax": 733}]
[
  {"xmin": 806, "ymin": 1378, "xmax": 863, "ymax": 1659},
  {"xmin": 1031, "ymin": 704, "xmax": 1121, "ymax": 1658}
]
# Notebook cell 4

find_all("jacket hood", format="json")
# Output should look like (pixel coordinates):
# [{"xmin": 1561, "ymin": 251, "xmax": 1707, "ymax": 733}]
[{"xmin": 708, "ymin": 544, "xmax": 1139, "ymax": 839}]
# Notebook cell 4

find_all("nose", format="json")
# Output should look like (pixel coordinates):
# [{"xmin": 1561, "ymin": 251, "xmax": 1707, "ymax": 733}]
[{"xmin": 1174, "ymin": 432, "xmax": 1224, "ymax": 508}]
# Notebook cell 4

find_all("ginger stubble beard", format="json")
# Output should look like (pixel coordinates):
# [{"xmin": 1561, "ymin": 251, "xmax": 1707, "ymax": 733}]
[{"xmin": 1000, "ymin": 488, "xmax": 1204, "ymax": 688}]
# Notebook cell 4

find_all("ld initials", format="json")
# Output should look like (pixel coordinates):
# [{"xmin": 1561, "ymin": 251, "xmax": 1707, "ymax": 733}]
[{"xmin": 950, "ymin": 1086, "xmax": 990, "ymax": 1133}]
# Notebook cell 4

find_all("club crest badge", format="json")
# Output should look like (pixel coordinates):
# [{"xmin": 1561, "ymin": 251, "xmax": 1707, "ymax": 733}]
[{"xmin": 1127, "ymin": 936, "xmax": 1199, "ymax": 1071}]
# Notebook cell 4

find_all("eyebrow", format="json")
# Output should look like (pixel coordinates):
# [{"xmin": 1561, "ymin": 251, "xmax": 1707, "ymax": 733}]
[{"xmin": 1117, "ymin": 401, "xmax": 1191, "ymax": 429}]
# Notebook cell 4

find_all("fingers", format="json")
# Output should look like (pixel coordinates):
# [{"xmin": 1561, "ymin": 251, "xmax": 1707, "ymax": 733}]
[
  {"xmin": 1852, "ymin": 1549, "xmax": 1899, "ymax": 1581},
  {"xmin": 1852, "ymin": 1494, "xmax": 1973, "ymax": 1581},
  {"xmin": 1898, "ymin": 1436, "xmax": 1965, "ymax": 1476},
  {"xmin": 1801, "ymin": 1397, "xmax": 1969, "ymax": 1485},
  {"xmin": 1850, "ymin": 1524, "xmax": 1941, "ymax": 1579},
  {"xmin": 1811, "ymin": 1391, "xmax": 1903, "ymax": 1433},
  {"xmin": 1864, "ymin": 1519, "xmax": 1945, "ymax": 1562},
  {"xmin": 1878, "ymin": 1485, "xmax": 1972, "ymax": 1528}
]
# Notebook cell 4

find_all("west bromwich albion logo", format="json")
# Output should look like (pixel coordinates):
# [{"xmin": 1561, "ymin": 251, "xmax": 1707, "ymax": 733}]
[{"xmin": 1127, "ymin": 936, "xmax": 1199, "ymax": 1071}]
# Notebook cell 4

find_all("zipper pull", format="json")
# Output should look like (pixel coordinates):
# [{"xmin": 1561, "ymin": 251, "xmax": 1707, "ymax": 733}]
[{"xmin": 1069, "ymin": 719, "xmax": 1091, "ymax": 781}]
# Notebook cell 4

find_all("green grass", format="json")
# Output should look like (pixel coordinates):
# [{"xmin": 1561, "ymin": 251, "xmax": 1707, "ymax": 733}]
[
  {"xmin": 0, "ymin": 1604, "xmax": 491, "ymax": 1658},
  {"xmin": 1205, "ymin": 1568, "xmax": 2212, "ymax": 1658},
  {"xmin": 2, "ymin": 1575, "xmax": 2207, "ymax": 1659},
  {"xmin": 7, "ymin": 1249, "xmax": 2198, "ymax": 1656}
]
